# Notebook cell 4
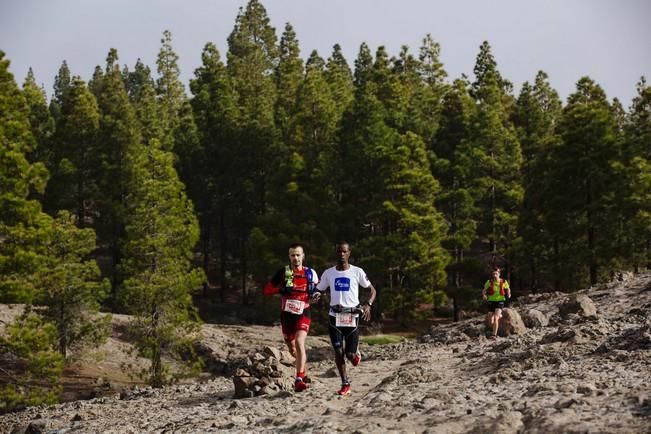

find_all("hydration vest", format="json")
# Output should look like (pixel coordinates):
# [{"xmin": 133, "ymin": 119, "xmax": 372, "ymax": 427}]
[
  {"xmin": 284, "ymin": 265, "xmax": 316, "ymax": 295},
  {"xmin": 487, "ymin": 279, "xmax": 506, "ymax": 297}
]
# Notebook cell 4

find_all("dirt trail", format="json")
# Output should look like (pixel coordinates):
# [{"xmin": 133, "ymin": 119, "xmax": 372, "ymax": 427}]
[{"xmin": 1, "ymin": 272, "xmax": 650, "ymax": 433}]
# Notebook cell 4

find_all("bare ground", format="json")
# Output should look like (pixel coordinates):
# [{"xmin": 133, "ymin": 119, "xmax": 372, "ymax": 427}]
[{"xmin": 1, "ymin": 272, "xmax": 650, "ymax": 433}]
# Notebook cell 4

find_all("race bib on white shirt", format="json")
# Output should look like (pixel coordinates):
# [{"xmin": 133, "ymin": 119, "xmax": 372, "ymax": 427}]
[{"xmin": 335, "ymin": 312, "xmax": 356, "ymax": 327}]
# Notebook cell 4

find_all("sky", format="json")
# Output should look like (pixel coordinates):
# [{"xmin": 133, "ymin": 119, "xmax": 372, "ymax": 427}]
[{"xmin": 1, "ymin": 0, "xmax": 650, "ymax": 107}]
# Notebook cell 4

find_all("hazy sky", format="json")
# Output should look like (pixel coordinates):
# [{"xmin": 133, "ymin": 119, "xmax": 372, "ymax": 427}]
[{"xmin": 1, "ymin": 0, "xmax": 649, "ymax": 106}]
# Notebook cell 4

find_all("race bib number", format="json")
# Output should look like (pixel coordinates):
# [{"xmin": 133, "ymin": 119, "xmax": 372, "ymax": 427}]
[
  {"xmin": 284, "ymin": 299, "xmax": 305, "ymax": 315},
  {"xmin": 335, "ymin": 312, "xmax": 355, "ymax": 327}
]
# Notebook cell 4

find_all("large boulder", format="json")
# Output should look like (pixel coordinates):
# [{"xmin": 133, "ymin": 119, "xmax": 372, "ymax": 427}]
[
  {"xmin": 522, "ymin": 309, "xmax": 549, "ymax": 328},
  {"xmin": 486, "ymin": 308, "xmax": 526, "ymax": 337},
  {"xmin": 559, "ymin": 294, "xmax": 597, "ymax": 318}
]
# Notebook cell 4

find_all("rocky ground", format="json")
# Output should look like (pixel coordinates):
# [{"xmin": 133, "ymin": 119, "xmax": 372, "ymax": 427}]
[{"xmin": 1, "ymin": 272, "xmax": 650, "ymax": 433}]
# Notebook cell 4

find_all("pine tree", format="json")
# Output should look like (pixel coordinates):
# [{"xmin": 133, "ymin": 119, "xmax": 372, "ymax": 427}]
[
  {"xmin": 227, "ymin": 0, "xmax": 278, "ymax": 303},
  {"xmin": 189, "ymin": 42, "xmax": 239, "ymax": 300},
  {"xmin": 44, "ymin": 76, "xmax": 101, "ymax": 223},
  {"xmin": 125, "ymin": 59, "xmax": 163, "ymax": 146},
  {"xmin": 337, "ymin": 43, "xmax": 387, "ymax": 241},
  {"xmin": 50, "ymin": 61, "xmax": 72, "ymax": 124},
  {"xmin": 549, "ymin": 77, "xmax": 620, "ymax": 288},
  {"xmin": 0, "ymin": 51, "xmax": 51, "ymax": 303},
  {"xmin": 622, "ymin": 77, "xmax": 650, "ymax": 269},
  {"xmin": 275, "ymin": 23, "xmax": 303, "ymax": 143},
  {"xmin": 37, "ymin": 211, "xmax": 110, "ymax": 358},
  {"xmin": 366, "ymin": 131, "xmax": 450, "ymax": 321},
  {"xmin": 156, "ymin": 30, "xmax": 186, "ymax": 151},
  {"xmin": 119, "ymin": 140, "xmax": 204, "ymax": 387},
  {"xmin": 324, "ymin": 44, "xmax": 354, "ymax": 120},
  {"xmin": 411, "ymin": 34, "xmax": 448, "ymax": 142},
  {"xmin": 431, "ymin": 78, "xmax": 479, "ymax": 318},
  {"xmin": 338, "ymin": 45, "xmax": 449, "ymax": 318},
  {"xmin": 512, "ymin": 71, "xmax": 562, "ymax": 291},
  {"xmin": 251, "ymin": 50, "xmax": 340, "ymax": 277},
  {"xmin": 0, "ymin": 308, "xmax": 64, "ymax": 410},
  {"xmin": 468, "ymin": 43, "xmax": 523, "ymax": 277},
  {"xmin": 22, "ymin": 68, "xmax": 54, "ymax": 163},
  {"xmin": 91, "ymin": 49, "xmax": 142, "ymax": 295}
]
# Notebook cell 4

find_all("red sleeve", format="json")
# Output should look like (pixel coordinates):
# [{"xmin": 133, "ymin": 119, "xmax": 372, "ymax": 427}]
[
  {"xmin": 263, "ymin": 268, "xmax": 284, "ymax": 296},
  {"xmin": 263, "ymin": 280, "xmax": 280, "ymax": 296}
]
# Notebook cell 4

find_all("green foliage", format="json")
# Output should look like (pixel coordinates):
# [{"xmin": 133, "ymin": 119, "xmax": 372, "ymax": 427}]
[
  {"xmin": 37, "ymin": 211, "xmax": 111, "ymax": 358},
  {"xmin": 275, "ymin": 23, "xmax": 303, "ymax": 142},
  {"xmin": 226, "ymin": 0, "xmax": 280, "ymax": 303},
  {"xmin": 125, "ymin": 59, "xmax": 163, "ymax": 146},
  {"xmin": 547, "ymin": 77, "xmax": 621, "ymax": 287},
  {"xmin": 42, "ymin": 76, "xmax": 101, "ymax": 221},
  {"xmin": 0, "ymin": 309, "xmax": 64, "ymax": 411},
  {"xmin": 3, "ymin": 6, "xmax": 650, "ymax": 328},
  {"xmin": 22, "ymin": 68, "xmax": 54, "ymax": 162},
  {"xmin": 324, "ymin": 44, "xmax": 354, "ymax": 119},
  {"xmin": 338, "ymin": 45, "xmax": 450, "ymax": 320},
  {"xmin": 467, "ymin": 42, "xmax": 523, "ymax": 265},
  {"xmin": 90, "ymin": 48, "xmax": 142, "ymax": 295},
  {"xmin": 622, "ymin": 77, "xmax": 651, "ymax": 269},
  {"xmin": 0, "ymin": 51, "xmax": 52, "ymax": 304},
  {"xmin": 512, "ymin": 71, "xmax": 563, "ymax": 290},
  {"xmin": 156, "ymin": 30, "xmax": 186, "ymax": 151},
  {"xmin": 119, "ymin": 141, "xmax": 204, "ymax": 387},
  {"xmin": 432, "ymin": 78, "xmax": 478, "ymax": 290},
  {"xmin": 188, "ymin": 42, "xmax": 240, "ymax": 296}
]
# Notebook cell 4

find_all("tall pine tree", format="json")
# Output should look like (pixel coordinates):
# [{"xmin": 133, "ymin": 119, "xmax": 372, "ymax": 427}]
[
  {"xmin": 38, "ymin": 211, "xmax": 110, "ymax": 359},
  {"xmin": 90, "ymin": 48, "xmax": 142, "ymax": 298},
  {"xmin": 156, "ymin": 30, "xmax": 186, "ymax": 151},
  {"xmin": 119, "ymin": 140, "xmax": 204, "ymax": 387},
  {"xmin": 468, "ymin": 42, "xmax": 522, "ymax": 278},
  {"xmin": 623, "ymin": 77, "xmax": 651, "ymax": 269},
  {"xmin": 0, "ymin": 51, "xmax": 51, "ymax": 303},
  {"xmin": 189, "ymin": 42, "xmax": 239, "ymax": 300},
  {"xmin": 512, "ymin": 71, "xmax": 562, "ymax": 291},
  {"xmin": 227, "ymin": 0, "xmax": 278, "ymax": 303},
  {"xmin": 548, "ymin": 77, "xmax": 620, "ymax": 288}
]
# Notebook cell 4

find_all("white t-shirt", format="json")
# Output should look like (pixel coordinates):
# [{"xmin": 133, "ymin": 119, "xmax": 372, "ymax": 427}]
[{"xmin": 317, "ymin": 265, "xmax": 371, "ymax": 315}]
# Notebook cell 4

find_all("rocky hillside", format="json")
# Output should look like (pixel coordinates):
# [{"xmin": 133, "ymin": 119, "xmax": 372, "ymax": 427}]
[{"xmin": 2, "ymin": 272, "xmax": 650, "ymax": 434}]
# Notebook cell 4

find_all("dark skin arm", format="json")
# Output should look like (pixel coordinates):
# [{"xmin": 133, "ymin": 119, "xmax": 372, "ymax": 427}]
[{"xmin": 361, "ymin": 283, "xmax": 377, "ymax": 321}]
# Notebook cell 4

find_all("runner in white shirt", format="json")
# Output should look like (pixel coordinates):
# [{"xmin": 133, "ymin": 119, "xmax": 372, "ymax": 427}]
[{"xmin": 313, "ymin": 241, "xmax": 376, "ymax": 396}]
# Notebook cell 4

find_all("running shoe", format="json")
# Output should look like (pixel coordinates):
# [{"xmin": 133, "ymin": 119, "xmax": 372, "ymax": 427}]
[
  {"xmin": 336, "ymin": 383, "xmax": 351, "ymax": 396},
  {"xmin": 352, "ymin": 351, "xmax": 361, "ymax": 366},
  {"xmin": 294, "ymin": 378, "xmax": 308, "ymax": 392}
]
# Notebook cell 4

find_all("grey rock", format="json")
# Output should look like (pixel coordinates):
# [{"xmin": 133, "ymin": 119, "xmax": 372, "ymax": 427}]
[
  {"xmin": 522, "ymin": 309, "xmax": 549, "ymax": 328},
  {"xmin": 25, "ymin": 420, "xmax": 47, "ymax": 434},
  {"xmin": 559, "ymin": 294, "xmax": 597, "ymax": 318},
  {"xmin": 263, "ymin": 346, "xmax": 281, "ymax": 360},
  {"xmin": 499, "ymin": 308, "xmax": 527, "ymax": 336}
]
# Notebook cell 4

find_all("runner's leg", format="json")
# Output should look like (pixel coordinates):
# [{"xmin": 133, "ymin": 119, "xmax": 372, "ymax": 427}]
[
  {"xmin": 329, "ymin": 316, "xmax": 348, "ymax": 385},
  {"xmin": 492, "ymin": 308, "xmax": 502, "ymax": 337},
  {"xmin": 295, "ymin": 329, "xmax": 308, "ymax": 377}
]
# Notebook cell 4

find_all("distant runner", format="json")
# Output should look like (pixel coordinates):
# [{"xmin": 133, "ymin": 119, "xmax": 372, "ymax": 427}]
[
  {"xmin": 263, "ymin": 243, "xmax": 319, "ymax": 392},
  {"xmin": 312, "ymin": 241, "xmax": 376, "ymax": 396},
  {"xmin": 482, "ymin": 266, "xmax": 511, "ymax": 340}
]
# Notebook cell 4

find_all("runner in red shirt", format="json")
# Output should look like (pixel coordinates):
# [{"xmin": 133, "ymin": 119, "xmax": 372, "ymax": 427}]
[{"xmin": 263, "ymin": 243, "xmax": 319, "ymax": 392}]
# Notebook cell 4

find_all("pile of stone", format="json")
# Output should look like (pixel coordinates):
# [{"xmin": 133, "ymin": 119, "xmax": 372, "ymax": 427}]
[{"xmin": 232, "ymin": 346, "xmax": 296, "ymax": 398}]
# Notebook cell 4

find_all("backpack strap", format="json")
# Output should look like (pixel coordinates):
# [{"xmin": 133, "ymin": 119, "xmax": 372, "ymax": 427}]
[{"xmin": 305, "ymin": 267, "xmax": 316, "ymax": 295}]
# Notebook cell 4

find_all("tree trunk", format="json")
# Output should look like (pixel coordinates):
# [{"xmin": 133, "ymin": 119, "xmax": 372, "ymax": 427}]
[
  {"xmin": 241, "ymin": 233, "xmax": 248, "ymax": 305},
  {"xmin": 220, "ymin": 209, "xmax": 227, "ymax": 302}
]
